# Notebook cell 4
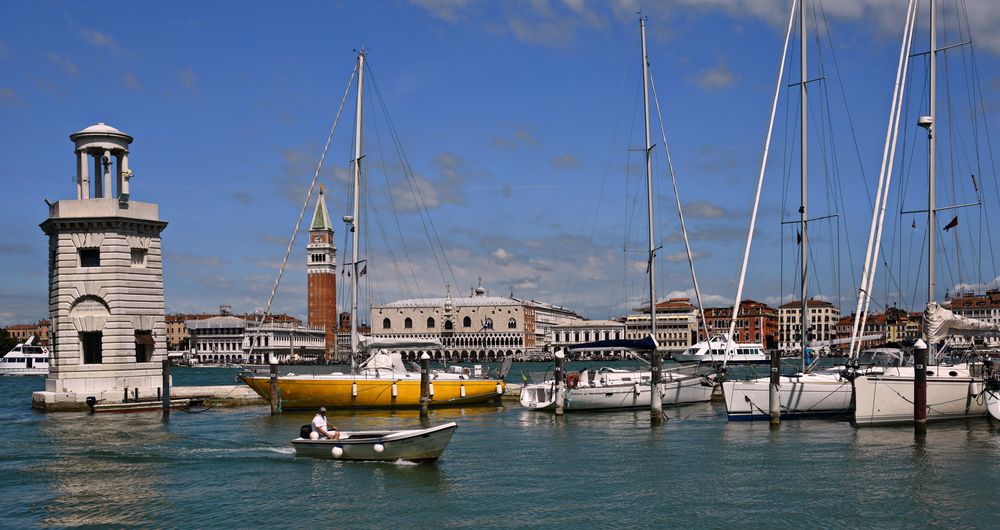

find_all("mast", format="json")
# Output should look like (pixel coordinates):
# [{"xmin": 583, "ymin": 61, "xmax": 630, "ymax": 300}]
[
  {"xmin": 349, "ymin": 49, "xmax": 366, "ymax": 366},
  {"xmin": 798, "ymin": 0, "xmax": 809, "ymax": 374},
  {"xmin": 640, "ymin": 16, "xmax": 663, "ymax": 424},
  {"xmin": 928, "ymin": 0, "xmax": 937, "ymax": 322}
]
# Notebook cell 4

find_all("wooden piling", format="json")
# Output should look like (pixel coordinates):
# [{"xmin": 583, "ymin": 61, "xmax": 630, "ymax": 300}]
[
  {"xmin": 420, "ymin": 353, "xmax": 430, "ymax": 418},
  {"xmin": 769, "ymin": 350, "xmax": 781, "ymax": 427},
  {"xmin": 162, "ymin": 358, "xmax": 171, "ymax": 419},
  {"xmin": 269, "ymin": 362, "xmax": 281, "ymax": 415},
  {"xmin": 554, "ymin": 349, "xmax": 566, "ymax": 415},
  {"xmin": 914, "ymin": 339, "xmax": 928, "ymax": 434}
]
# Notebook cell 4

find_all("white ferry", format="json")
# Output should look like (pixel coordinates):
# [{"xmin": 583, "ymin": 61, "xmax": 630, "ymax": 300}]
[
  {"xmin": 0, "ymin": 336, "xmax": 50, "ymax": 376},
  {"xmin": 673, "ymin": 335, "xmax": 770, "ymax": 364}
]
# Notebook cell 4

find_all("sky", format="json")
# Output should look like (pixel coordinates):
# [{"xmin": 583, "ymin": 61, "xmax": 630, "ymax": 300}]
[{"xmin": 2, "ymin": 0, "xmax": 1000, "ymax": 327}]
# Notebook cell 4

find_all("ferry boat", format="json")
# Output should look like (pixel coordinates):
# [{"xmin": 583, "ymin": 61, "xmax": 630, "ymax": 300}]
[
  {"xmin": 673, "ymin": 335, "xmax": 769, "ymax": 364},
  {"xmin": 0, "ymin": 336, "xmax": 49, "ymax": 376}
]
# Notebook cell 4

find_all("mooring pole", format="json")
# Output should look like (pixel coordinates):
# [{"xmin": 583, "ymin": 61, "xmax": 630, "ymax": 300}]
[
  {"xmin": 554, "ymin": 349, "xmax": 566, "ymax": 416},
  {"xmin": 420, "ymin": 353, "xmax": 430, "ymax": 418},
  {"xmin": 914, "ymin": 338, "xmax": 928, "ymax": 433},
  {"xmin": 162, "ymin": 357, "xmax": 171, "ymax": 419},
  {"xmin": 269, "ymin": 360, "xmax": 281, "ymax": 415},
  {"xmin": 769, "ymin": 350, "xmax": 781, "ymax": 426}
]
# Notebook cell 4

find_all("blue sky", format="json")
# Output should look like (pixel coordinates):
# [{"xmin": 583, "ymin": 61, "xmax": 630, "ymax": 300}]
[{"xmin": 2, "ymin": 0, "xmax": 999, "ymax": 326}]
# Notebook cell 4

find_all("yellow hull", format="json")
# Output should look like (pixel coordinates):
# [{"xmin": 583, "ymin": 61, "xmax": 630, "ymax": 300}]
[{"xmin": 240, "ymin": 376, "xmax": 505, "ymax": 409}]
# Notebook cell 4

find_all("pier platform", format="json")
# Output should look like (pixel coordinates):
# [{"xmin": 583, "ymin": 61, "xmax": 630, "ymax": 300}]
[{"xmin": 171, "ymin": 385, "xmax": 265, "ymax": 406}]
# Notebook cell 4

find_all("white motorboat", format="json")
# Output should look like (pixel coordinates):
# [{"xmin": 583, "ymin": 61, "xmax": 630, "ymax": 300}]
[
  {"xmin": 290, "ymin": 421, "xmax": 457, "ymax": 462},
  {"xmin": 673, "ymin": 335, "xmax": 769, "ymax": 364},
  {"xmin": 0, "ymin": 336, "xmax": 49, "ymax": 376}
]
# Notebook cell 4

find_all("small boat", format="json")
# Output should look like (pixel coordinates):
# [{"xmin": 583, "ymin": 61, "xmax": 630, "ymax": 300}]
[
  {"xmin": 290, "ymin": 421, "xmax": 457, "ymax": 462},
  {"xmin": 0, "ymin": 336, "xmax": 49, "ymax": 376},
  {"xmin": 673, "ymin": 335, "xmax": 769, "ymax": 364}
]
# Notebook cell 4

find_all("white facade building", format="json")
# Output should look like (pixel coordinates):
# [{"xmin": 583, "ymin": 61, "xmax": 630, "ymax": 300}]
[
  {"xmin": 778, "ymin": 299, "xmax": 841, "ymax": 353},
  {"xmin": 370, "ymin": 282, "xmax": 583, "ymax": 361},
  {"xmin": 550, "ymin": 319, "xmax": 627, "ymax": 359},
  {"xmin": 187, "ymin": 316, "xmax": 325, "ymax": 364}
]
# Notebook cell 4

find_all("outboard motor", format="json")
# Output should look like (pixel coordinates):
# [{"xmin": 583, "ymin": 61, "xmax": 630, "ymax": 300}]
[
  {"xmin": 85, "ymin": 396, "xmax": 97, "ymax": 414},
  {"xmin": 299, "ymin": 424, "xmax": 313, "ymax": 439}
]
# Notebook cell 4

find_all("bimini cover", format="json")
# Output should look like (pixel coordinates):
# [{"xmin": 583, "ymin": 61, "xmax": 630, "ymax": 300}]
[{"xmin": 925, "ymin": 301, "xmax": 1000, "ymax": 343}]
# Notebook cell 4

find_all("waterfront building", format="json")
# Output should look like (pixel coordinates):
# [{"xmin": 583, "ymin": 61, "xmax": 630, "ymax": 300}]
[
  {"xmin": 34, "ymin": 123, "xmax": 168, "ymax": 411},
  {"xmin": 369, "ymin": 281, "xmax": 583, "ymax": 361},
  {"xmin": 700, "ymin": 300, "xmax": 778, "ymax": 348},
  {"xmin": 306, "ymin": 187, "xmax": 337, "ymax": 357},
  {"xmin": 4, "ymin": 320, "xmax": 51, "ymax": 345},
  {"xmin": 946, "ymin": 290, "xmax": 1000, "ymax": 348},
  {"xmin": 626, "ymin": 298, "xmax": 699, "ymax": 354},
  {"xmin": 778, "ymin": 298, "xmax": 840, "ymax": 353},
  {"xmin": 549, "ymin": 319, "xmax": 627, "ymax": 359},
  {"xmin": 187, "ymin": 315, "xmax": 324, "ymax": 364}
]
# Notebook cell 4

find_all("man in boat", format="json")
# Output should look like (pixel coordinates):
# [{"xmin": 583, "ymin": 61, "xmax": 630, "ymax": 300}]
[{"xmin": 312, "ymin": 407, "xmax": 340, "ymax": 440}]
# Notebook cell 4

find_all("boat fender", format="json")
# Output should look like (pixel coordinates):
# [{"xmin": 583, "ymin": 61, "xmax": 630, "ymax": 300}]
[
  {"xmin": 460, "ymin": 384, "xmax": 466, "ymax": 398},
  {"xmin": 373, "ymin": 443, "xmax": 385, "ymax": 454},
  {"xmin": 633, "ymin": 382, "xmax": 640, "ymax": 395},
  {"xmin": 351, "ymin": 382, "xmax": 358, "ymax": 397},
  {"xmin": 970, "ymin": 380, "xmax": 984, "ymax": 396},
  {"xmin": 496, "ymin": 382, "xmax": 503, "ymax": 395},
  {"xmin": 567, "ymin": 373, "xmax": 579, "ymax": 389},
  {"xmin": 429, "ymin": 383, "xmax": 435, "ymax": 397},
  {"xmin": 309, "ymin": 432, "xmax": 320, "ymax": 440},
  {"xmin": 331, "ymin": 446, "xmax": 344, "ymax": 458},
  {"xmin": 300, "ymin": 424, "xmax": 313, "ymax": 438},
  {"xmin": 391, "ymin": 383, "xmax": 398, "ymax": 398}
]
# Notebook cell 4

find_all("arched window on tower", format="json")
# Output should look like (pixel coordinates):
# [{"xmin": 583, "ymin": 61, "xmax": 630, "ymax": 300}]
[
  {"xmin": 427, "ymin": 317, "xmax": 435, "ymax": 329},
  {"xmin": 444, "ymin": 320, "xmax": 453, "ymax": 330},
  {"xmin": 382, "ymin": 318, "xmax": 391, "ymax": 329},
  {"xmin": 404, "ymin": 317, "xmax": 413, "ymax": 329},
  {"xmin": 463, "ymin": 316, "xmax": 472, "ymax": 328},
  {"xmin": 508, "ymin": 318, "xmax": 516, "ymax": 329}
]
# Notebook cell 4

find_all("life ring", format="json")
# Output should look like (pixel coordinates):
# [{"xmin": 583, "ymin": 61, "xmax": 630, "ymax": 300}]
[{"xmin": 567, "ymin": 372, "xmax": 580, "ymax": 389}]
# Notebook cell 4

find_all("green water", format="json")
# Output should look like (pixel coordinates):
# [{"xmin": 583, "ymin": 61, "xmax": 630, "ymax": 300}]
[{"xmin": 3, "ymin": 367, "xmax": 1000, "ymax": 528}]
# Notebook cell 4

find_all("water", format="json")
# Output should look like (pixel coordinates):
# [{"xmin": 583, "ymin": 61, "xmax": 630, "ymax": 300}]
[{"xmin": 3, "ymin": 368, "xmax": 1000, "ymax": 528}]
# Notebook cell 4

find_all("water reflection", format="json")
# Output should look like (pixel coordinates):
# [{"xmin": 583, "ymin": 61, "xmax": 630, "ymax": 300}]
[{"xmin": 35, "ymin": 412, "xmax": 172, "ymax": 527}]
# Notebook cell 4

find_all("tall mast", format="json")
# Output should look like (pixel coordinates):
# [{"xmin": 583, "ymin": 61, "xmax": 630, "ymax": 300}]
[
  {"xmin": 640, "ymin": 16, "xmax": 663, "ymax": 424},
  {"xmin": 798, "ymin": 0, "xmax": 810, "ymax": 374},
  {"xmin": 349, "ymin": 49, "xmax": 366, "ymax": 362},
  {"xmin": 928, "ymin": 0, "xmax": 937, "ymax": 311}
]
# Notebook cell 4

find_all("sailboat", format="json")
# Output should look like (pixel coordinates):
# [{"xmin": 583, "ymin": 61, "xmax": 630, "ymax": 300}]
[
  {"xmin": 519, "ymin": 16, "xmax": 714, "ymax": 413},
  {"xmin": 239, "ymin": 50, "xmax": 506, "ymax": 410},
  {"xmin": 851, "ymin": 0, "xmax": 998, "ymax": 427}
]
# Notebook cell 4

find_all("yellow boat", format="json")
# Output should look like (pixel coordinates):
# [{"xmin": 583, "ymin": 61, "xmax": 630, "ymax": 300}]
[{"xmin": 239, "ymin": 346, "xmax": 506, "ymax": 410}]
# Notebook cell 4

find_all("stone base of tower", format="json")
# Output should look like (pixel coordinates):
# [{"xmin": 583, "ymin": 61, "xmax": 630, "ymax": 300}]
[{"xmin": 32, "ymin": 370, "xmax": 170, "ymax": 412}]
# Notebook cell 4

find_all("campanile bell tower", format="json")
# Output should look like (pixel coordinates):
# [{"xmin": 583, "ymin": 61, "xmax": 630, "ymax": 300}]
[
  {"xmin": 34, "ymin": 123, "xmax": 168, "ymax": 411},
  {"xmin": 307, "ymin": 187, "xmax": 337, "ymax": 356}
]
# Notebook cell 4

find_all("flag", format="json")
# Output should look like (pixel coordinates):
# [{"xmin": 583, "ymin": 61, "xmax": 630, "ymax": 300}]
[
  {"xmin": 943, "ymin": 216, "xmax": 958, "ymax": 232},
  {"xmin": 796, "ymin": 231, "xmax": 802, "ymax": 244},
  {"xmin": 359, "ymin": 264, "xmax": 367, "ymax": 277},
  {"xmin": 911, "ymin": 219, "xmax": 916, "ymax": 230}
]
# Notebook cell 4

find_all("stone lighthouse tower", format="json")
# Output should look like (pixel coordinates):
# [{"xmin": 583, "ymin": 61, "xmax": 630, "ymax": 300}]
[
  {"xmin": 307, "ymin": 186, "xmax": 337, "ymax": 357},
  {"xmin": 33, "ymin": 123, "xmax": 168, "ymax": 411}
]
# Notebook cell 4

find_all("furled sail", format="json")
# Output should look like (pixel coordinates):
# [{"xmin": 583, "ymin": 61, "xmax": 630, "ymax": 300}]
[{"xmin": 925, "ymin": 301, "xmax": 1000, "ymax": 343}]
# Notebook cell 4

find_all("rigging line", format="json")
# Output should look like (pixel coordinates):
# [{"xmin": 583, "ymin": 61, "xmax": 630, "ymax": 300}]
[
  {"xmin": 725, "ymin": 0, "xmax": 797, "ymax": 366},
  {"xmin": 647, "ymin": 68, "xmax": 709, "ymax": 336},
  {"xmin": 248, "ymin": 62, "xmax": 357, "ymax": 360},
  {"xmin": 939, "ymin": 13, "xmax": 966, "ymax": 288},
  {"xmin": 366, "ymin": 80, "xmax": 422, "ymax": 300},
  {"xmin": 365, "ymin": 188, "xmax": 410, "ymax": 301},
  {"xmin": 364, "ymin": 63, "xmax": 458, "ymax": 293},
  {"xmin": 936, "ymin": 226, "xmax": 958, "ymax": 297}
]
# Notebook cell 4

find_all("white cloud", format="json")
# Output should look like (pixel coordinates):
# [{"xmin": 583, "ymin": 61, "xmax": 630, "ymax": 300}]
[
  {"xmin": 47, "ymin": 52, "xmax": 78, "ymax": 78},
  {"xmin": 687, "ymin": 59, "xmax": 735, "ymax": 90},
  {"xmin": 123, "ymin": 72, "xmax": 142, "ymax": 91},
  {"xmin": 178, "ymin": 67, "xmax": 198, "ymax": 92}
]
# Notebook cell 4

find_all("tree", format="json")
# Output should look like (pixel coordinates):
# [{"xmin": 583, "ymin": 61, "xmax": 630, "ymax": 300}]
[{"xmin": 0, "ymin": 329, "xmax": 18, "ymax": 353}]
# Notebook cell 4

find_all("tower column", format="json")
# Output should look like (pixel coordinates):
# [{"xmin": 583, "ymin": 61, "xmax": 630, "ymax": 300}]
[
  {"xmin": 103, "ymin": 150, "xmax": 113, "ymax": 200},
  {"xmin": 120, "ymin": 152, "xmax": 130, "ymax": 198},
  {"xmin": 77, "ymin": 150, "xmax": 89, "ymax": 199}
]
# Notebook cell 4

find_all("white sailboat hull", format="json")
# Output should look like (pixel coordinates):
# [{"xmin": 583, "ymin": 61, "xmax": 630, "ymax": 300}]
[
  {"xmin": 987, "ymin": 389, "xmax": 1000, "ymax": 422},
  {"xmin": 519, "ymin": 375, "xmax": 713, "ymax": 411},
  {"xmin": 722, "ymin": 370, "xmax": 853, "ymax": 421},
  {"xmin": 853, "ymin": 364, "xmax": 987, "ymax": 426}
]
